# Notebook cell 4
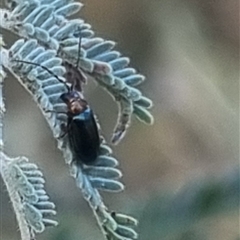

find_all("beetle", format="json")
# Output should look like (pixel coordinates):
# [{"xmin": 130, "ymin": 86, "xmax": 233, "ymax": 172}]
[
  {"xmin": 12, "ymin": 59, "xmax": 101, "ymax": 165},
  {"xmin": 59, "ymin": 28, "xmax": 100, "ymax": 164},
  {"xmin": 60, "ymin": 89, "xmax": 101, "ymax": 164}
]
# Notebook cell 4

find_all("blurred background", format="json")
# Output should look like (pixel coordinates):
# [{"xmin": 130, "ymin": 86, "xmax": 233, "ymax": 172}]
[{"xmin": 1, "ymin": 0, "xmax": 239, "ymax": 239}]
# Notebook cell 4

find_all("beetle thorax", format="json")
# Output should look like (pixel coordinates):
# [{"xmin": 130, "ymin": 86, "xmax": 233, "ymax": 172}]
[{"xmin": 69, "ymin": 99, "xmax": 86, "ymax": 115}]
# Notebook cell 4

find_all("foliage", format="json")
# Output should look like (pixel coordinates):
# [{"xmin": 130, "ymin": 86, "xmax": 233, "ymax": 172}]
[{"xmin": 0, "ymin": 0, "xmax": 153, "ymax": 239}]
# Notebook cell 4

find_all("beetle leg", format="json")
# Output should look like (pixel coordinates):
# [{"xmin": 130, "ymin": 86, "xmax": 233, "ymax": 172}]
[
  {"xmin": 57, "ymin": 130, "xmax": 68, "ymax": 139},
  {"xmin": 44, "ymin": 109, "xmax": 67, "ymax": 115},
  {"xmin": 57, "ymin": 123, "xmax": 69, "ymax": 139},
  {"xmin": 57, "ymin": 118, "xmax": 72, "ymax": 139}
]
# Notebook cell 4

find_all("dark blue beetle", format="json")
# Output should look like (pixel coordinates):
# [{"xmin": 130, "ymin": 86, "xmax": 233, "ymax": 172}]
[
  {"xmin": 60, "ymin": 90, "xmax": 100, "ymax": 164},
  {"xmin": 13, "ymin": 59, "xmax": 101, "ymax": 165}
]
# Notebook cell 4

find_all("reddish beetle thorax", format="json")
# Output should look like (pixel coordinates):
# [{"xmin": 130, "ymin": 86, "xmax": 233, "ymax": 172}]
[{"xmin": 69, "ymin": 98, "xmax": 87, "ymax": 114}]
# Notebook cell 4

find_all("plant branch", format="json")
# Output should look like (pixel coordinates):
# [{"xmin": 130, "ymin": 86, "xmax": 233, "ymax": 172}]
[
  {"xmin": 0, "ymin": 153, "xmax": 32, "ymax": 240},
  {"xmin": 0, "ymin": 37, "xmax": 31, "ymax": 240}
]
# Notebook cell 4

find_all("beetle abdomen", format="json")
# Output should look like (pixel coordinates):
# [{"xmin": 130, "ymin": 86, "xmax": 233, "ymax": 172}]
[{"xmin": 69, "ymin": 109, "xmax": 100, "ymax": 164}]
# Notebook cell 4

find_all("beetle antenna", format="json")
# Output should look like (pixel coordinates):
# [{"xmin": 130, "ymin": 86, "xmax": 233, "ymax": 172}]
[
  {"xmin": 76, "ymin": 26, "xmax": 82, "ymax": 69},
  {"xmin": 12, "ymin": 59, "xmax": 70, "ymax": 91}
]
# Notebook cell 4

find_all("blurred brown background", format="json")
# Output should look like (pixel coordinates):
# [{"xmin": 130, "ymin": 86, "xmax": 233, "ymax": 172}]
[{"xmin": 1, "ymin": 0, "xmax": 239, "ymax": 240}]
